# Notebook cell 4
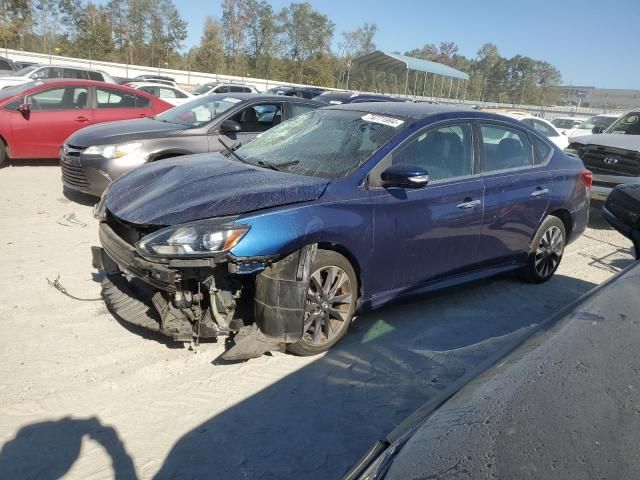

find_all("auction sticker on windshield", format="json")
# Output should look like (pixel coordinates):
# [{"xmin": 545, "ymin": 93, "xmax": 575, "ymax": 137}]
[{"xmin": 361, "ymin": 113, "xmax": 405, "ymax": 128}]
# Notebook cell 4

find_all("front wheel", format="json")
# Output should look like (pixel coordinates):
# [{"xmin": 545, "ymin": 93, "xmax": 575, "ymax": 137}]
[
  {"xmin": 519, "ymin": 216, "xmax": 566, "ymax": 283},
  {"xmin": 0, "ymin": 142, "xmax": 7, "ymax": 167},
  {"xmin": 286, "ymin": 250, "xmax": 358, "ymax": 356}
]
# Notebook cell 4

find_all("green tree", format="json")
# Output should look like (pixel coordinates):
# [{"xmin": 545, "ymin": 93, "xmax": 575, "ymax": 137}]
[{"xmin": 190, "ymin": 16, "xmax": 225, "ymax": 74}]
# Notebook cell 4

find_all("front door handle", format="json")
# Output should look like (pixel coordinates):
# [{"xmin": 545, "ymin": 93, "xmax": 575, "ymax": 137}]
[
  {"xmin": 456, "ymin": 199, "xmax": 481, "ymax": 209},
  {"xmin": 75, "ymin": 116, "xmax": 89, "ymax": 123},
  {"xmin": 531, "ymin": 188, "xmax": 550, "ymax": 197}
]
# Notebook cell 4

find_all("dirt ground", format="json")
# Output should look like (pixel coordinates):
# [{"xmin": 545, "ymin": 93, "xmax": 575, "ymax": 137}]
[{"xmin": 0, "ymin": 163, "xmax": 635, "ymax": 480}]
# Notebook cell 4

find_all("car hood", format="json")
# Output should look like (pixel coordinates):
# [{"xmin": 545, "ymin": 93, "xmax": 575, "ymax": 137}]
[
  {"xmin": 569, "ymin": 133, "xmax": 640, "ymax": 151},
  {"xmin": 105, "ymin": 153, "xmax": 330, "ymax": 225},
  {"xmin": 67, "ymin": 118, "xmax": 186, "ymax": 147}
]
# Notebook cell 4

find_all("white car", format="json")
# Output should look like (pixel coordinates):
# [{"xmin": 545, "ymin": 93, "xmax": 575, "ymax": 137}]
[
  {"xmin": 502, "ymin": 112, "xmax": 569, "ymax": 150},
  {"xmin": 551, "ymin": 116, "xmax": 586, "ymax": 136},
  {"xmin": 0, "ymin": 64, "xmax": 115, "ymax": 89},
  {"xmin": 192, "ymin": 82, "xmax": 259, "ymax": 95},
  {"xmin": 125, "ymin": 82, "xmax": 194, "ymax": 106},
  {"xmin": 568, "ymin": 113, "xmax": 620, "ymax": 138}
]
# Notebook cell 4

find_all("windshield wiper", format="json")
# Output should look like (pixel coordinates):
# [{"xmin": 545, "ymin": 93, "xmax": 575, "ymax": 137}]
[
  {"xmin": 257, "ymin": 160, "xmax": 300, "ymax": 172},
  {"xmin": 218, "ymin": 138, "xmax": 250, "ymax": 164}
]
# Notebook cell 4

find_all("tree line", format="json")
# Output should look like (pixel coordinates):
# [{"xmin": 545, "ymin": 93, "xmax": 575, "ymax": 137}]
[{"xmin": 0, "ymin": 0, "xmax": 562, "ymax": 104}]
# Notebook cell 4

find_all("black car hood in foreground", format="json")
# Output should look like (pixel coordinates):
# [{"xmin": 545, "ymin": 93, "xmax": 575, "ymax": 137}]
[
  {"xmin": 571, "ymin": 133, "xmax": 640, "ymax": 151},
  {"xmin": 353, "ymin": 261, "xmax": 640, "ymax": 480},
  {"xmin": 67, "ymin": 118, "xmax": 186, "ymax": 147},
  {"xmin": 105, "ymin": 154, "xmax": 330, "ymax": 225}
]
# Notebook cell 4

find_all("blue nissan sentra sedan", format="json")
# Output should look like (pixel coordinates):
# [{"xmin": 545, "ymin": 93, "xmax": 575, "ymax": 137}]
[{"xmin": 92, "ymin": 103, "xmax": 591, "ymax": 359}]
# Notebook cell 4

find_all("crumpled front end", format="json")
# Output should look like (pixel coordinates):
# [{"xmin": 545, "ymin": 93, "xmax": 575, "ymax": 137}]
[{"xmin": 92, "ymin": 212, "xmax": 315, "ymax": 359}]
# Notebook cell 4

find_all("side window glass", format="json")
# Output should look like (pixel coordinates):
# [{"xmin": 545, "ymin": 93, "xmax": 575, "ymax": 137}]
[
  {"xmin": 139, "ymin": 86, "xmax": 156, "ymax": 95},
  {"xmin": 216, "ymin": 86, "xmax": 230, "ymax": 93},
  {"xmin": 291, "ymin": 103, "xmax": 317, "ymax": 118},
  {"xmin": 62, "ymin": 68, "xmax": 85, "ymax": 79},
  {"xmin": 27, "ymin": 88, "xmax": 66, "ymax": 110},
  {"xmin": 231, "ymin": 104, "xmax": 281, "ymax": 132},
  {"xmin": 135, "ymin": 95, "xmax": 151, "ymax": 108},
  {"xmin": 392, "ymin": 123, "xmax": 473, "ymax": 181},
  {"xmin": 88, "ymin": 71, "xmax": 103, "ymax": 81},
  {"xmin": 96, "ymin": 87, "xmax": 136, "ymax": 108},
  {"xmin": 0, "ymin": 60, "xmax": 12, "ymax": 69},
  {"xmin": 159, "ymin": 87, "xmax": 177, "ymax": 98},
  {"xmin": 32, "ymin": 67, "xmax": 60, "ymax": 79},
  {"xmin": 480, "ymin": 124, "xmax": 533, "ymax": 172},
  {"xmin": 532, "ymin": 120, "xmax": 554, "ymax": 137},
  {"xmin": 531, "ymin": 136, "xmax": 553, "ymax": 165}
]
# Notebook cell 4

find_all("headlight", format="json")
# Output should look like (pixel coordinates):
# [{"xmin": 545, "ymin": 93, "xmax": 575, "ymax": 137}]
[
  {"xmin": 136, "ymin": 220, "xmax": 249, "ymax": 257},
  {"xmin": 84, "ymin": 143, "xmax": 143, "ymax": 159}
]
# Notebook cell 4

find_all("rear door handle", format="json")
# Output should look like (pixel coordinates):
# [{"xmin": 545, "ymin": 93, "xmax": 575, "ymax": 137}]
[
  {"xmin": 456, "ymin": 199, "xmax": 481, "ymax": 209},
  {"xmin": 531, "ymin": 188, "xmax": 550, "ymax": 197},
  {"xmin": 75, "ymin": 116, "xmax": 89, "ymax": 123}
]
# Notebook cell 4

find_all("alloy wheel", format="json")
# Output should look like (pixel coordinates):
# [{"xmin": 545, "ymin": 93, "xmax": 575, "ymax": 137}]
[
  {"xmin": 535, "ymin": 225, "xmax": 564, "ymax": 278},
  {"xmin": 303, "ymin": 265, "xmax": 353, "ymax": 346}
]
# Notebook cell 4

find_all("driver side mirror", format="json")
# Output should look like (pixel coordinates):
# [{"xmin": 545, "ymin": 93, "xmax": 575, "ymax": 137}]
[
  {"xmin": 380, "ymin": 164, "xmax": 429, "ymax": 189},
  {"xmin": 220, "ymin": 119, "xmax": 242, "ymax": 135},
  {"xmin": 17, "ymin": 103, "xmax": 30, "ymax": 118},
  {"xmin": 592, "ymin": 126, "xmax": 605, "ymax": 134}
]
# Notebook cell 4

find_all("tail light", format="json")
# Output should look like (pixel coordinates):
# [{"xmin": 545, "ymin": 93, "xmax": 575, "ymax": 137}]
[{"xmin": 580, "ymin": 170, "xmax": 593, "ymax": 190}]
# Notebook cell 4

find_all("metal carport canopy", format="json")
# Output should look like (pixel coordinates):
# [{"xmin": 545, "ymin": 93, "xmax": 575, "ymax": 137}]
[{"xmin": 352, "ymin": 50, "xmax": 469, "ymax": 81}]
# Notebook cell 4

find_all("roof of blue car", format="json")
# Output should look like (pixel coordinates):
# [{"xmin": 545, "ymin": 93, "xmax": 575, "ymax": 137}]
[{"xmin": 324, "ymin": 101, "xmax": 472, "ymax": 120}]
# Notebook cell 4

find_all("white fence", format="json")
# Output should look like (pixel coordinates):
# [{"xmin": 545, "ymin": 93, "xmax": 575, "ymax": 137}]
[{"xmin": 3, "ymin": 48, "xmax": 625, "ymax": 120}]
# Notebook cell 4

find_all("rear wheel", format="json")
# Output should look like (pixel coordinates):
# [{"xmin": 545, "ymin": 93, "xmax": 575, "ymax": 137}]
[
  {"xmin": 286, "ymin": 250, "xmax": 357, "ymax": 356},
  {"xmin": 519, "ymin": 216, "xmax": 566, "ymax": 283}
]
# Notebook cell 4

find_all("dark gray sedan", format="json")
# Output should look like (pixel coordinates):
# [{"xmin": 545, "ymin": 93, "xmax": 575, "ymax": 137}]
[{"xmin": 60, "ymin": 93, "xmax": 321, "ymax": 196}]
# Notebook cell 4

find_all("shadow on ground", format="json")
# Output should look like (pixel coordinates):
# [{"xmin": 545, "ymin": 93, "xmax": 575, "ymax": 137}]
[
  {"xmin": 1, "ymin": 272, "xmax": 606, "ymax": 479},
  {"xmin": 0, "ymin": 417, "xmax": 136, "ymax": 480}
]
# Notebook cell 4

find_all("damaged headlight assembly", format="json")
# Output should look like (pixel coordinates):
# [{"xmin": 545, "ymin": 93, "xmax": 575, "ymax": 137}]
[{"xmin": 136, "ymin": 219, "xmax": 249, "ymax": 257}]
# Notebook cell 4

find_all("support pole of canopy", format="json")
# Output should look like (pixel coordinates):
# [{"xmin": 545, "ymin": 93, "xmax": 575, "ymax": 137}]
[
  {"xmin": 448, "ymin": 77, "xmax": 453, "ymax": 98},
  {"xmin": 413, "ymin": 70, "xmax": 418, "ymax": 98},
  {"xmin": 440, "ymin": 75, "xmax": 446, "ymax": 98},
  {"xmin": 422, "ymin": 71, "xmax": 428, "ymax": 98},
  {"xmin": 404, "ymin": 68, "xmax": 409, "ymax": 96},
  {"xmin": 463, "ymin": 80, "xmax": 468, "ymax": 102},
  {"xmin": 431, "ymin": 73, "xmax": 437, "ymax": 99},
  {"xmin": 455, "ymin": 78, "xmax": 461, "ymax": 101}
]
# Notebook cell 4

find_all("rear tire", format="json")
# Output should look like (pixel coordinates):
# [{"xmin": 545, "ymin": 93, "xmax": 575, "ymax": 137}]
[
  {"xmin": 286, "ymin": 250, "xmax": 358, "ymax": 356},
  {"xmin": 519, "ymin": 216, "xmax": 566, "ymax": 284}
]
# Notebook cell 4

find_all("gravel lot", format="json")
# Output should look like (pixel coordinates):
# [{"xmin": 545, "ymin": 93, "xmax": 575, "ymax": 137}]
[{"xmin": 0, "ymin": 163, "xmax": 635, "ymax": 480}]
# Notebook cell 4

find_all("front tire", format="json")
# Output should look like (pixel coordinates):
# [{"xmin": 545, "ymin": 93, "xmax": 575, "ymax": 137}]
[
  {"xmin": 519, "ymin": 216, "xmax": 566, "ymax": 283},
  {"xmin": 0, "ymin": 141, "xmax": 7, "ymax": 167},
  {"xmin": 286, "ymin": 250, "xmax": 358, "ymax": 356}
]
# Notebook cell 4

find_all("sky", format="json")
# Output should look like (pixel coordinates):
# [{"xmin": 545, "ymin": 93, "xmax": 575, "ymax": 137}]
[{"xmin": 173, "ymin": 0, "xmax": 640, "ymax": 89}]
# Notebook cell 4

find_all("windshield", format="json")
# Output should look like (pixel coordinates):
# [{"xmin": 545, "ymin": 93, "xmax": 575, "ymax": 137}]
[
  {"xmin": 0, "ymin": 81, "xmax": 38, "ymax": 102},
  {"xmin": 234, "ymin": 109, "xmax": 404, "ymax": 179},
  {"xmin": 154, "ymin": 95, "xmax": 240, "ymax": 127},
  {"xmin": 11, "ymin": 66, "xmax": 38, "ymax": 77},
  {"xmin": 606, "ymin": 112, "xmax": 640, "ymax": 135},
  {"xmin": 577, "ymin": 115, "xmax": 617, "ymax": 131},
  {"xmin": 193, "ymin": 83, "xmax": 218, "ymax": 95},
  {"xmin": 552, "ymin": 118, "xmax": 580, "ymax": 129}
]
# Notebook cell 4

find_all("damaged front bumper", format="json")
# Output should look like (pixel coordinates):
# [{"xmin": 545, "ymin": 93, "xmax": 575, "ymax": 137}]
[{"xmin": 93, "ymin": 221, "xmax": 316, "ymax": 359}]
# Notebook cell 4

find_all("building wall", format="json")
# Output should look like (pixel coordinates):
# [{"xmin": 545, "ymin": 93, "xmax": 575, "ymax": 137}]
[{"xmin": 560, "ymin": 86, "xmax": 640, "ymax": 110}]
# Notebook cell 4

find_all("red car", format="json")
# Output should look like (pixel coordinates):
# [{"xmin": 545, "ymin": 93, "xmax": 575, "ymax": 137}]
[{"xmin": 0, "ymin": 79, "xmax": 173, "ymax": 164}]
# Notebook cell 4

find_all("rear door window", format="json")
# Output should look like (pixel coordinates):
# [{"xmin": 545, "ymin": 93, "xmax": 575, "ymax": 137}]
[
  {"xmin": 138, "ymin": 86, "xmax": 157, "ymax": 96},
  {"xmin": 96, "ymin": 87, "xmax": 137, "ymax": 108},
  {"xmin": 230, "ymin": 103, "xmax": 282, "ymax": 132},
  {"xmin": 158, "ymin": 87, "xmax": 178, "ymax": 98},
  {"xmin": 480, "ymin": 124, "xmax": 534, "ymax": 172},
  {"xmin": 291, "ymin": 103, "xmax": 317, "ymax": 118},
  {"xmin": 531, "ymin": 119, "xmax": 557, "ymax": 138},
  {"xmin": 531, "ymin": 135, "xmax": 553, "ymax": 165}
]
